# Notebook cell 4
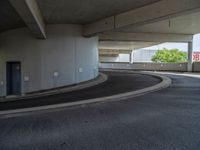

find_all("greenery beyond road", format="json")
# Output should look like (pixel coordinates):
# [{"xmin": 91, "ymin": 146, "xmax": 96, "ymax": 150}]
[{"xmin": 151, "ymin": 48, "xmax": 187, "ymax": 63}]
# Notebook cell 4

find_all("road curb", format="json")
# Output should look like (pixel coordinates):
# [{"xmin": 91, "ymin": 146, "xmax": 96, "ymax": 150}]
[
  {"xmin": 0, "ymin": 70, "xmax": 171, "ymax": 116},
  {"xmin": 156, "ymin": 71, "xmax": 200, "ymax": 78},
  {"xmin": 0, "ymin": 73, "xmax": 108, "ymax": 103}
]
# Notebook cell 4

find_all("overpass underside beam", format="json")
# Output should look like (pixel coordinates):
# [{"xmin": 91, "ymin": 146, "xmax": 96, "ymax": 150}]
[
  {"xmin": 8, "ymin": 0, "xmax": 46, "ymax": 39},
  {"xmin": 84, "ymin": 0, "xmax": 200, "ymax": 36},
  {"xmin": 188, "ymin": 42, "xmax": 193, "ymax": 72},
  {"xmin": 99, "ymin": 32, "xmax": 193, "ymax": 43}
]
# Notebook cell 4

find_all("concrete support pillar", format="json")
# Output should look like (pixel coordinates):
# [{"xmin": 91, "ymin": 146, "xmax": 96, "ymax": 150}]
[
  {"xmin": 129, "ymin": 53, "xmax": 132, "ymax": 64},
  {"xmin": 187, "ymin": 42, "xmax": 193, "ymax": 72},
  {"xmin": 129, "ymin": 51, "xmax": 134, "ymax": 64}
]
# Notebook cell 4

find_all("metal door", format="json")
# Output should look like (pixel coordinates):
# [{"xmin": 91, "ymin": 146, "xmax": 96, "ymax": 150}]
[{"xmin": 6, "ymin": 62, "xmax": 21, "ymax": 95}]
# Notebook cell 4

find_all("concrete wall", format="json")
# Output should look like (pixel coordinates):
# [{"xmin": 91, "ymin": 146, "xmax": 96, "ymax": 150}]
[
  {"xmin": 0, "ymin": 24, "xmax": 99, "ymax": 96},
  {"xmin": 132, "ymin": 49, "xmax": 157, "ymax": 62},
  {"xmin": 193, "ymin": 62, "xmax": 200, "ymax": 72},
  {"xmin": 100, "ymin": 54, "xmax": 130, "ymax": 63},
  {"xmin": 99, "ymin": 62, "xmax": 188, "ymax": 72},
  {"xmin": 99, "ymin": 56, "xmax": 118, "ymax": 62}
]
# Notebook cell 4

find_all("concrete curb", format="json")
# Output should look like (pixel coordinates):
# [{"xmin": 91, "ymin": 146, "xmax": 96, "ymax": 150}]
[
  {"xmin": 0, "ymin": 73, "xmax": 108, "ymax": 103},
  {"xmin": 155, "ymin": 71, "xmax": 200, "ymax": 78},
  {"xmin": 0, "ymin": 70, "xmax": 171, "ymax": 116}
]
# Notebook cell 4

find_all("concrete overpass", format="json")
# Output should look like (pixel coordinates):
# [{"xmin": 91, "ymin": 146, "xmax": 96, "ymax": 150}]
[
  {"xmin": 0, "ymin": 0, "xmax": 200, "ymax": 96},
  {"xmin": 1, "ymin": 1, "xmax": 200, "ymax": 150}
]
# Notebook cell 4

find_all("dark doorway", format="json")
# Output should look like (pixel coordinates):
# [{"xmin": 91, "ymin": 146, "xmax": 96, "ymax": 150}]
[{"xmin": 6, "ymin": 62, "xmax": 21, "ymax": 95}]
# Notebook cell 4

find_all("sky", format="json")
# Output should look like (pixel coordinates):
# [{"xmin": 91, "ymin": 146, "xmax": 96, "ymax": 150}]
[{"xmin": 144, "ymin": 33, "xmax": 200, "ymax": 52}]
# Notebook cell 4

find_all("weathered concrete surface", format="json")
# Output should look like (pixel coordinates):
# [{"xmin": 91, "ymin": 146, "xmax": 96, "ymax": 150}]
[{"xmin": 0, "ymin": 72, "xmax": 200, "ymax": 149}]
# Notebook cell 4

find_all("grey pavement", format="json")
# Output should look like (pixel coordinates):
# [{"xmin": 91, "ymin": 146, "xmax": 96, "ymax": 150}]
[{"xmin": 0, "ymin": 72, "xmax": 200, "ymax": 150}]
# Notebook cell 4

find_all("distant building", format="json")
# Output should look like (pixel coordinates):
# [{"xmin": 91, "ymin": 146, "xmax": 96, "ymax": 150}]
[
  {"xmin": 193, "ymin": 52, "xmax": 200, "ymax": 61},
  {"xmin": 132, "ymin": 49, "xmax": 157, "ymax": 62}
]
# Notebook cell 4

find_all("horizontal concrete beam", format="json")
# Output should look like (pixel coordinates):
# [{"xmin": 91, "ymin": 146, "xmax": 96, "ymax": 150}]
[
  {"xmin": 84, "ymin": 0, "xmax": 200, "ymax": 36},
  {"xmin": 99, "ymin": 41, "xmax": 160, "ymax": 50},
  {"xmin": 99, "ymin": 54, "xmax": 119, "ymax": 57},
  {"xmin": 8, "ymin": 0, "xmax": 46, "ymax": 39},
  {"xmin": 99, "ymin": 49, "xmax": 132, "ymax": 55},
  {"xmin": 99, "ymin": 32, "xmax": 194, "ymax": 42}
]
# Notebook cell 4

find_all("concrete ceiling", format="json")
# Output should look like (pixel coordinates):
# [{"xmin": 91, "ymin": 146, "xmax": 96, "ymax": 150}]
[
  {"xmin": 118, "ymin": 11, "xmax": 200, "ymax": 35},
  {"xmin": 0, "ymin": 0, "xmax": 25, "ymax": 33},
  {"xmin": 0, "ymin": 0, "xmax": 160, "ymax": 33},
  {"xmin": 36, "ymin": 0, "xmax": 160, "ymax": 24},
  {"xmin": 1, "ymin": 0, "xmax": 200, "ymax": 41}
]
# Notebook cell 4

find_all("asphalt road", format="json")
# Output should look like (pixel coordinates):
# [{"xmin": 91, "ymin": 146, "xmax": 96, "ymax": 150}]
[
  {"xmin": 0, "ymin": 72, "xmax": 200, "ymax": 150},
  {"xmin": 0, "ymin": 71, "xmax": 160, "ymax": 111}
]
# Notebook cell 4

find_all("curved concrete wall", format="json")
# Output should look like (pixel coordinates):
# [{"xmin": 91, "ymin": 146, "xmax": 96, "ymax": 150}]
[{"xmin": 0, "ymin": 24, "xmax": 99, "ymax": 96}]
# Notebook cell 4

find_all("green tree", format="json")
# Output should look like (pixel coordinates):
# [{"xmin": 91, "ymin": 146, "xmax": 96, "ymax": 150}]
[{"xmin": 151, "ymin": 48, "xmax": 187, "ymax": 63}]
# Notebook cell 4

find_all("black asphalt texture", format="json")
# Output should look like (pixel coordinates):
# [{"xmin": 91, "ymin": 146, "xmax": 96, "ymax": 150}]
[
  {"xmin": 0, "ymin": 71, "xmax": 160, "ymax": 111},
  {"xmin": 0, "ymin": 71, "xmax": 200, "ymax": 150}
]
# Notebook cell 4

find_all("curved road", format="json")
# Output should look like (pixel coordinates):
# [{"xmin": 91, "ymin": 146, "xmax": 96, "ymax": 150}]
[
  {"xmin": 0, "ymin": 71, "xmax": 200, "ymax": 150},
  {"xmin": 0, "ymin": 71, "xmax": 160, "ymax": 111}
]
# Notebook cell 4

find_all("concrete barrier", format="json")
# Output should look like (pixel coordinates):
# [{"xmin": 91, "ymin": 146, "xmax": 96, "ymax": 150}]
[
  {"xmin": 193, "ymin": 62, "xmax": 200, "ymax": 72},
  {"xmin": 99, "ymin": 62, "xmax": 188, "ymax": 72}
]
